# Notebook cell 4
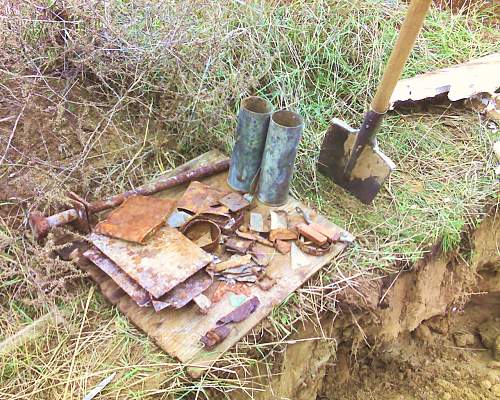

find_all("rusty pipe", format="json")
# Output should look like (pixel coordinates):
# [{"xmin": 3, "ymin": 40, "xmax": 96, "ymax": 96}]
[{"xmin": 29, "ymin": 158, "xmax": 230, "ymax": 239}]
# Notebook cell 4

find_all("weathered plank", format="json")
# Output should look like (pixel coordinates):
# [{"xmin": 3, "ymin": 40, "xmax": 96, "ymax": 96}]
[{"xmin": 83, "ymin": 150, "xmax": 351, "ymax": 377}]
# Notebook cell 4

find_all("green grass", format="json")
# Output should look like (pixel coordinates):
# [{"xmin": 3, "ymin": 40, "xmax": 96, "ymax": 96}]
[{"xmin": 1, "ymin": 0, "xmax": 499, "ymax": 398}]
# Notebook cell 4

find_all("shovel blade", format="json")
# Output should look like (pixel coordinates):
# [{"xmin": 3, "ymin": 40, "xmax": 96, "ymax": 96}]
[{"xmin": 317, "ymin": 119, "xmax": 396, "ymax": 204}]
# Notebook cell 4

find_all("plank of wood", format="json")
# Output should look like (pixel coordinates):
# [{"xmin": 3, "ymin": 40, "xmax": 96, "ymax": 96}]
[{"xmin": 82, "ymin": 150, "xmax": 351, "ymax": 377}]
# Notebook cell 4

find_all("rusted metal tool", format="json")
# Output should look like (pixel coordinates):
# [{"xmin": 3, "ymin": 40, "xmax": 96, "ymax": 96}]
[
  {"xmin": 317, "ymin": 0, "xmax": 432, "ymax": 204},
  {"xmin": 28, "ymin": 157, "xmax": 230, "ymax": 239}
]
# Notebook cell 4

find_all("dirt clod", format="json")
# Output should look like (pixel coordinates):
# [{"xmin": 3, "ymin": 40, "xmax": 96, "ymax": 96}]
[
  {"xmin": 414, "ymin": 324, "xmax": 433, "ymax": 343},
  {"xmin": 453, "ymin": 332, "xmax": 475, "ymax": 347}
]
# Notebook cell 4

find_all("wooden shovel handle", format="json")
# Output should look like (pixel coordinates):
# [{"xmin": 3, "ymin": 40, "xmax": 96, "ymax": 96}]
[{"xmin": 371, "ymin": 0, "xmax": 433, "ymax": 113}]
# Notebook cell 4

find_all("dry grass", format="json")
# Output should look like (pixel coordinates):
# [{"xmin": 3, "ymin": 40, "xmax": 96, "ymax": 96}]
[{"xmin": 1, "ymin": 0, "xmax": 499, "ymax": 398}]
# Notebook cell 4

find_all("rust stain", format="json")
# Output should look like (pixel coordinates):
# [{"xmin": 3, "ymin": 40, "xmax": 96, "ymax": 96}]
[
  {"xmin": 177, "ymin": 181, "xmax": 229, "ymax": 214},
  {"xmin": 94, "ymin": 195, "xmax": 176, "ymax": 243},
  {"xmin": 90, "ymin": 227, "xmax": 213, "ymax": 299},
  {"xmin": 210, "ymin": 282, "xmax": 251, "ymax": 303},
  {"xmin": 82, "ymin": 248, "xmax": 151, "ymax": 307}
]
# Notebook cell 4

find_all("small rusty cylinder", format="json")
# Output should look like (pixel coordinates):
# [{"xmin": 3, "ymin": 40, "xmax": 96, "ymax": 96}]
[
  {"xmin": 228, "ymin": 96, "xmax": 273, "ymax": 192},
  {"xmin": 256, "ymin": 110, "xmax": 303, "ymax": 206}
]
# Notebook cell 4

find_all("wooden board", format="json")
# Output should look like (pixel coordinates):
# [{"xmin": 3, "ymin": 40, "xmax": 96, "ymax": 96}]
[{"xmin": 82, "ymin": 150, "xmax": 351, "ymax": 377}]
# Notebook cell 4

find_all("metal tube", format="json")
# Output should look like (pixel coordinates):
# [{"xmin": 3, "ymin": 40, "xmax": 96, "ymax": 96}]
[
  {"xmin": 256, "ymin": 110, "xmax": 303, "ymax": 206},
  {"xmin": 228, "ymin": 96, "xmax": 273, "ymax": 192}
]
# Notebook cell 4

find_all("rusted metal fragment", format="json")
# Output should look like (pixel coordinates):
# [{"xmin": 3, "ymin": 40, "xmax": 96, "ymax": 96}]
[
  {"xmin": 218, "ymin": 192, "xmax": 250, "ymax": 212},
  {"xmin": 275, "ymin": 240, "xmax": 291, "ymax": 255},
  {"xmin": 151, "ymin": 270, "xmax": 213, "ymax": 312},
  {"xmin": 308, "ymin": 223, "xmax": 341, "ymax": 243},
  {"xmin": 250, "ymin": 243, "xmax": 273, "ymax": 266},
  {"xmin": 270, "ymin": 210, "xmax": 288, "ymax": 230},
  {"xmin": 225, "ymin": 237, "xmax": 253, "ymax": 254},
  {"xmin": 220, "ymin": 275, "xmax": 257, "ymax": 283},
  {"xmin": 90, "ymin": 227, "xmax": 213, "ymax": 299},
  {"xmin": 167, "ymin": 210, "xmax": 192, "ymax": 228},
  {"xmin": 249, "ymin": 212, "xmax": 268, "ymax": 233},
  {"xmin": 221, "ymin": 212, "xmax": 245, "ymax": 234},
  {"xmin": 210, "ymin": 255, "xmax": 252, "ymax": 273},
  {"xmin": 295, "ymin": 206, "xmax": 314, "ymax": 225},
  {"xmin": 296, "ymin": 223, "xmax": 327, "ymax": 246},
  {"xmin": 200, "ymin": 325, "xmax": 231, "ymax": 349},
  {"xmin": 236, "ymin": 230, "xmax": 273, "ymax": 247},
  {"xmin": 257, "ymin": 275, "xmax": 276, "ymax": 291},
  {"xmin": 94, "ymin": 195, "xmax": 176, "ymax": 244},
  {"xmin": 193, "ymin": 294, "xmax": 211, "ymax": 314},
  {"xmin": 269, "ymin": 228, "xmax": 298, "ymax": 242},
  {"xmin": 216, "ymin": 296, "xmax": 260, "ymax": 325},
  {"xmin": 177, "ymin": 181, "xmax": 229, "ymax": 214},
  {"xmin": 297, "ymin": 237, "xmax": 331, "ymax": 256},
  {"xmin": 210, "ymin": 282, "xmax": 251, "ymax": 303},
  {"xmin": 181, "ymin": 219, "xmax": 221, "ymax": 252},
  {"xmin": 82, "ymin": 248, "xmax": 151, "ymax": 307}
]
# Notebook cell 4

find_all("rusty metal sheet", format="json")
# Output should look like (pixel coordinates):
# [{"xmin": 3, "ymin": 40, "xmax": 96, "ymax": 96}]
[
  {"xmin": 151, "ymin": 270, "xmax": 213, "ymax": 312},
  {"xmin": 225, "ymin": 237, "xmax": 253, "ymax": 254},
  {"xmin": 94, "ymin": 195, "xmax": 176, "ymax": 243},
  {"xmin": 216, "ymin": 296, "xmax": 260, "ymax": 325},
  {"xmin": 177, "ymin": 181, "xmax": 229, "ymax": 214},
  {"xmin": 82, "ymin": 248, "xmax": 151, "ymax": 307},
  {"xmin": 218, "ymin": 192, "xmax": 250, "ymax": 212},
  {"xmin": 89, "ymin": 227, "xmax": 213, "ymax": 299}
]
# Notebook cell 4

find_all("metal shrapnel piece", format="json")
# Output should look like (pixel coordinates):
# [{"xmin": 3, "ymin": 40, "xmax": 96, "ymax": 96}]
[
  {"xmin": 228, "ymin": 96, "xmax": 273, "ymax": 192},
  {"xmin": 257, "ymin": 110, "xmax": 303, "ymax": 206}
]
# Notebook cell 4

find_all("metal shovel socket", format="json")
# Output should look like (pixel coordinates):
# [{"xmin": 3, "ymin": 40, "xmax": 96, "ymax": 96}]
[
  {"xmin": 256, "ymin": 110, "xmax": 303, "ymax": 206},
  {"xmin": 228, "ymin": 96, "xmax": 273, "ymax": 193}
]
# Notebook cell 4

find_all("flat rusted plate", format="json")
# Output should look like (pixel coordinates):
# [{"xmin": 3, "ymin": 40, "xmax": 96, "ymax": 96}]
[
  {"xmin": 83, "ymin": 248, "xmax": 151, "ymax": 307},
  {"xmin": 89, "ymin": 226, "xmax": 213, "ymax": 299},
  {"xmin": 94, "ymin": 195, "xmax": 176, "ymax": 243},
  {"xmin": 177, "ymin": 181, "xmax": 229, "ymax": 214},
  {"xmin": 154, "ymin": 270, "xmax": 213, "ymax": 311},
  {"xmin": 218, "ymin": 192, "xmax": 250, "ymax": 212}
]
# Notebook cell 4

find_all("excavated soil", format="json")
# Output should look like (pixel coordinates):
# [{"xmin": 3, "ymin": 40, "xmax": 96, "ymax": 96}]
[{"xmin": 244, "ymin": 211, "xmax": 500, "ymax": 400}]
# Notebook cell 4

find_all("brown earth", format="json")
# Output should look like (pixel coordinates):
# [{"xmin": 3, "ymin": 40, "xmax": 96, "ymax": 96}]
[{"xmin": 235, "ymin": 212, "xmax": 500, "ymax": 400}]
